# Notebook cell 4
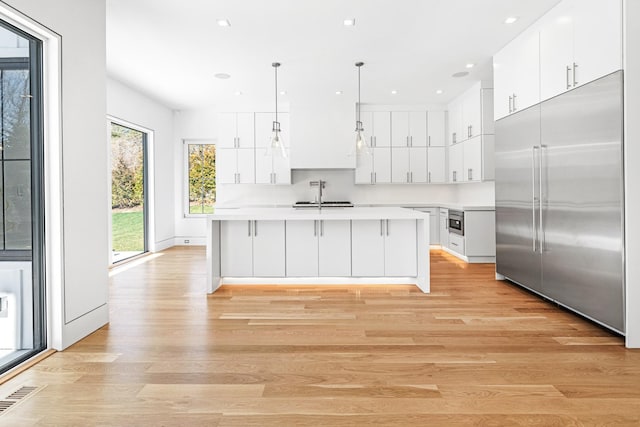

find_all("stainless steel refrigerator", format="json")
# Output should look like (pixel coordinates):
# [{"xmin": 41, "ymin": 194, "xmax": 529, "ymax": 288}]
[{"xmin": 495, "ymin": 70, "xmax": 625, "ymax": 334}]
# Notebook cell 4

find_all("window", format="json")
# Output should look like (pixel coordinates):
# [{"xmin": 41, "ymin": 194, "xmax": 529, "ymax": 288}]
[
  {"xmin": 185, "ymin": 141, "xmax": 215, "ymax": 214},
  {"xmin": 0, "ymin": 19, "xmax": 45, "ymax": 374}
]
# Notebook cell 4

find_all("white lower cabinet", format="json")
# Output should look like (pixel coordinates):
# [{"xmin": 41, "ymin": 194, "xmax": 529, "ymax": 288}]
[
  {"xmin": 448, "ymin": 232, "xmax": 465, "ymax": 255},
  {"xmin": 351, "ymin": 219, "xmax": 417, "ymax": 277},
  {"xmin": 439, "ymin": 209, "xmax": 449, "ymax": 248},
  {"xmin": 220, "ymin": 220, "xmax": 285, "ymax": 276},
  {"xmin": 351, "ymin": 220, "xmax": 385, "ymax": 276},
  {"xmin": 285, "ymin": 220, "xmax": 351, "ymax": 277}
]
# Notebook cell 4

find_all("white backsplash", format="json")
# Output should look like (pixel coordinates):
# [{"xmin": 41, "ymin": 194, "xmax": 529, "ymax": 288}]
[{"xmin": 216, "ymin": 169, "xmax": 495, "ymax": 207}]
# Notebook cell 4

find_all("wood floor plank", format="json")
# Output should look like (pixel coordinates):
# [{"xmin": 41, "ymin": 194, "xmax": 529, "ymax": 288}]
[{"xmin": 0, "ymin": 247, "xmax": 637, "ymax": 426}]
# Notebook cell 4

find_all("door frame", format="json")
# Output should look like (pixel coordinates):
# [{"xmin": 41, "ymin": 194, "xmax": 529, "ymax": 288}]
[{"xmin": 107, "ymin": 116, "xmax": 155, "ymax": 264}]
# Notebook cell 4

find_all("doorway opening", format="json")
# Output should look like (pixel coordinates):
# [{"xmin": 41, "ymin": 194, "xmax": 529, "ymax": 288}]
[{"xmin": 109, "ymin": 122, "xmax": 148, "ymax": 263}]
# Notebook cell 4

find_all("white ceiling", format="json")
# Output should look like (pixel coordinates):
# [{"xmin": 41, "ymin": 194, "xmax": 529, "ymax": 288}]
[{"xmin": 106, "ymin": 0, "xmax": 560, "ymax": 110}]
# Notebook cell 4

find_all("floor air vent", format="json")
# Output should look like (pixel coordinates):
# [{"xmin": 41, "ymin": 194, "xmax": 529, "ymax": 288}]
[{"xmin": 0, "ymin": 386, "xmax": 40, "ymax": 416}]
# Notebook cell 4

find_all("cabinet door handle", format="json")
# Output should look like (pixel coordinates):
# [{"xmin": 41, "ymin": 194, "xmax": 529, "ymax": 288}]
[
  {"xmin": 248, "ymin": 220, "xmax": 252, "ymax": 236},
  {"xmin": 452, "ymin": 132, "xmax": 456, "ymax": 144},
  {"xmin": 314, "ymin": 220, "xmax": 317, "ymax": 237},
  {"xmin": 320, "ymin": 220, "xmax": 324, "ymax": 237},
  {"xmin": 410, "ymin": 171, "xmax": 413, "ymax": 183},
  {"xmin": 374, "ymin": 172, "xmax": 377, "ymax": 183},
  {"xmin": 380, "ymin": 219, "xmax": 384, "ymax": 236},
  {"xmin": 428, "ymin": 171, "xmax": 431, "ymax": 183},
  {"xmin": 508, "ymin": 96, "xmax": 513, "ymax": 114},
  {"xmin": 468, "ymin": 168, "xmax": 472, "ymax": 181},
  {"xmin": 407, "ymin": 171, "xmax": 410, "ymax": 183},
  {"xmin": 254, "ymin": 220, "xmax": 258, "ymax": 236},
  {"xmin": 512, "ymin": 94, "xmax": 517, "ymax": 111},
  {"xmin": 410, "ymin": 136, "xmax": 413, "ymax": 147},
  {"xmin": 428, "ymin": 135, "xmax": 431, "ymax": 146},
  {"xmin": 572, "ymin": 62, "xmax": 578, "ymax": 87},
  {"xmin": 453, "ymin": 171, "xmax": 457, "ymax": 182},
  {"xmin": 566, "ymin": 65, "xmax": 572, "ymax": 90},
  {"xmin": 386, "ymin": 219, "xmax": 390, "ymax": 236}
]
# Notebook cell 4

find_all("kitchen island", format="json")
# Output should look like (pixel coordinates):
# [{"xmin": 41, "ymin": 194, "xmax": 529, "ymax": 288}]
[{"xmin": 206, "ymin": 207, "xmax": 429, "ymax": 293}]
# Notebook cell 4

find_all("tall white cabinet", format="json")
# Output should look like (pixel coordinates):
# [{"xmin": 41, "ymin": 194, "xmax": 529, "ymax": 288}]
[
  {"xmin": 218, "ymin": 111, "xmax": 292, "ymax": 185},
  {"xmin": 446, "ymin": 82, "xmax": 494, "ymax": 183},
  {"xmin": 494, "ymin": 0, "xmax": 622, "ymax": 120},
  {"xmin": 355, "ymin": 108, "xmax": 447, "ymax": 185}
]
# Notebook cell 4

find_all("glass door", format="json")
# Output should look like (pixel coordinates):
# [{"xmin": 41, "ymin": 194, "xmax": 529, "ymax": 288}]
[
  {"xmin": 110, "ymin": 122, "xmax": 148, "ymax": 263},
  {"xmin": 0, "ymin": 21, "xmax": 45, "ymax": 374}
]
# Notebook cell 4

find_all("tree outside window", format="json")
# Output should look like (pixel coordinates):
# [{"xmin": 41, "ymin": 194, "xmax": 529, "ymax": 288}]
[{"xmin": 188, "ymin": 144, "xmax": 216, "ymax": 214}]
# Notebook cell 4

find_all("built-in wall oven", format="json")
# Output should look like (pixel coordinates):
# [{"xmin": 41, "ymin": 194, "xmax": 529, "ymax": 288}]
[{"xmin": 448, "ymin": 210, "xmax": 464, "ymax": 235}]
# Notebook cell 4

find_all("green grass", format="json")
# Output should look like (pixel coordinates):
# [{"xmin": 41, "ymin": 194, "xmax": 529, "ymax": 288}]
[
  {"xmin": 112, "ymin": 210, "xmax": 144, "ymax": 252},
  {"xmin": 189, "ymin": 203, "xmax": 214, "ymax": 214}
]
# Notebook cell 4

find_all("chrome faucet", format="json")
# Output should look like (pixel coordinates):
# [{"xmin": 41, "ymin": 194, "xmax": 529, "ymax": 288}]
[{"xmin": 309, "ymin": 180, "xmax": 326, "ymax": 205}]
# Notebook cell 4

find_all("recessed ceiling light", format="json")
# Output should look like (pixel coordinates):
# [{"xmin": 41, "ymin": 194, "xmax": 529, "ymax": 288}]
[
  {"xmin": 452, "ymin": 71, "xmax": 469, "ymax": 78},
  {"xmin": 234, "ymin": 91, "xmax": 242, "ymax": 96},
  {"xmin": 217, "ymin": 19, "xmax": 231, "ymax": 27},
  {"xmin": 391, "ymin": 90, "xmax": 398, "ymax": 95},
  {"xmin": 466, "ymin": 63, "xmax": 475, "ymax": 69},
  {"xmin": 504, "ymin": 16, "xmax": 518, "ymax": 24},
  {"xmin": 344, "ymin": 18, "xmax": 355, "ymax": 26},
  {"xmin": 280, "ymin": 91, "xmax": 287, "ymax": 95},
  {"xmin": 335, "ymin": 90, "xmax": 343, "ymax": 95},
  {"xmin": 214, "ymin": 73, "xmax": 231, "ymax": 79},
  {"xmin": 436, "ymin": 89, "xmax": 443, "ymax": 95}
]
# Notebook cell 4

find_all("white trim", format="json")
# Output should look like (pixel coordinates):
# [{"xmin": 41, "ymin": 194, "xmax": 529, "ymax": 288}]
[
  {"xmin": 220, "ymin": 277, "xmax": 423, "ymax": 285},
  {"xmin": 174, "ymin": 236, "xmax": 206, "ymax": 246},
  {"xmin": 106, "ymin": 116, "xmax": 156, "ymax": 261},
  {"xmin": 154, "ymin": 237, "xmax": 174, "ymax": 251},
  {"xmin": 182, "ymin": 139, "xmax": 216, "ymax": 217},
  {"xmin": 0, "ymin": 4, "xmax": 65, "ymax": 351}
]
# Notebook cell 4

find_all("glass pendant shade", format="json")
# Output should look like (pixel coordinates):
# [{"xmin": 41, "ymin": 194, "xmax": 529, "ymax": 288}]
[
  {"xmin": 266, "ymin": 121, "xmax": 287, "ymax": 158},
  {"xmin": 266, "ymin": 62, "xmax": 286, "ymax": 158},
  {"xmin": 354, "ymin": 62, "xmax": 372, "ymax": 157}
]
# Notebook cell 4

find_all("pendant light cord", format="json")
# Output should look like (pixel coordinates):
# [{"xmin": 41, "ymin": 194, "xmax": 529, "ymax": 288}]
[{"xmin": 275, "ymin": 63, "xmax": 278, "ymax": 124}]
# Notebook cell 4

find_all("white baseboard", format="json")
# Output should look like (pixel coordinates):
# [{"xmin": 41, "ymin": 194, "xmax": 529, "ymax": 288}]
[
  {"xmin": 152, "ymin": 238, "xmax": 175, "ymax": 252},
  {"xmin": 174, "ymin": 236, "xmax": 206, "ymax": 246}
]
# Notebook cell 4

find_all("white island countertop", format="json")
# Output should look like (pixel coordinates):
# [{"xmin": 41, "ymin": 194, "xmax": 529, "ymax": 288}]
[{"xmin": 208, "ymin": 207, "xmax": 429, "ymax": 221}]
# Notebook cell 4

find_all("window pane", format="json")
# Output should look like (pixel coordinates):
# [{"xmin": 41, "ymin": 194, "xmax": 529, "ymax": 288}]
[
  {"xmin": 4, "ymin": 160, "xmax": 31, "ymax": 250},
  {"xmin": 188, "ymin": 144, "xmax": 215, "ymax": 214},
  {"xmin": 2, "ymin": 69, "xmax": 31, "ymax": 160}
]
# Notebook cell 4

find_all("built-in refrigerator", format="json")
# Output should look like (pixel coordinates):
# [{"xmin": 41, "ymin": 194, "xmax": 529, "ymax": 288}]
[{"xmin": 495, "ymin": 70, "xmax": 625, "ymax": 334}]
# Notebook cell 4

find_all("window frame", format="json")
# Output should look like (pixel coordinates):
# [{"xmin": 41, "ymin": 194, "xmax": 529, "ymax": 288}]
[{"xmin": 183, "ymin": 139, "xmax": 216, "ymax": 217}]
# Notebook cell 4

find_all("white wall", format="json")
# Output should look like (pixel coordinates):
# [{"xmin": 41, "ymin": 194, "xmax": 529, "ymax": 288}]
[
  {"xmin": 624, "ymin": 0, "xmax": 640, "ymax": 347},
  {"xmin": 3, "ymin": 0, "xmax": 109, "ymax": 349},
  {"xmin": 173, "ymin": 107, "xmax": 496, "ymax": 239},
  {"xmin": 107, "ymin": 78, "xmax": 175, "ymax": 251}
]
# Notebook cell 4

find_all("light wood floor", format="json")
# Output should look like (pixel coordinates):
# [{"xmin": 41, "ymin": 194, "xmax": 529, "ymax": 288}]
[{"xmin": 1, "ymin": 247, "xmax": 639, "ymax": 426}]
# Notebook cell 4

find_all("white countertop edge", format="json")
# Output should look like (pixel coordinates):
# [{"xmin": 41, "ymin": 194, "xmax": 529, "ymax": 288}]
[
  {"xmin": 213, "ymin": 203, "xmax": 495, "ymax": 212},
  {"xmin": 208, "ymin": 206, "xmax": 429, "ymax": 221}
]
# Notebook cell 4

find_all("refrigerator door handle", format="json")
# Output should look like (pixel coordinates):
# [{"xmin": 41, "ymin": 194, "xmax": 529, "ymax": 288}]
[
  {"xmin": 532, "ymin": 146, "xmax": 539, "ymax": 252},
  {"xmin": 539, "ymin": 145, "xmax": 546, "ymax": 252}
]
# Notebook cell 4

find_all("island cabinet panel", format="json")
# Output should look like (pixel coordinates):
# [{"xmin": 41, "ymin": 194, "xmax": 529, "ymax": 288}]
[
  {"xmin": 384, "ymin": 219, "xmax": 418, "ymax": 276},
  {"xmin": 285, "ymin": 221, "xmax": 319, "ymax": 277},
  {"xmin": 351, "ymin": 220, "xmax": 386, "ymax": 277},
  {"xmin": 220, "ymin": 220, "xmax": 285, "ymax": 277},
  {"xmin": 318, "ymin": 220, "xmax": 351, "ymax": 276},
  {"xmin": 220, "ymin": 220, "xmax": 253, "ymax": 276},
  {"xmin": 253, "ymin": 220, "xmax": 286, "ymax": 276}
]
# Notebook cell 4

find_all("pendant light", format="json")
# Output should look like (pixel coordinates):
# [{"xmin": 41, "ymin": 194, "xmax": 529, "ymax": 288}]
[
  {"xmin": 266, "ymin": 62, "xmax": 287, "ymax": 158},
  {"xmin": 354, "ymin": 61, "xmax": 372, "ymax": 156}
]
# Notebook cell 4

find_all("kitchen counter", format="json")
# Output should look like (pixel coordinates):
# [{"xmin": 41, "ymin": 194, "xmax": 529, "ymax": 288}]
[
  {"xmin": 208, "ymin": 206, "xmax": 429, "ymax": 221},
  {"xmin": 212, "ymin": 204, "xmax": 495, "ymax": 212},
  {"xmin": 206, "ymin": 207, "xmax": 429, "ymax": 293}
]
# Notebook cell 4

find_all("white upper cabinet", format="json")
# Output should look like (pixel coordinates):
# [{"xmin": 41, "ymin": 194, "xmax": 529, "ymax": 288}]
[
  {"xmin": 254, "ymin": 112, "xmax": 290, "ymax": 148},
  {"xmin": 494, "ymin": 26, "xmax": 541, "ymax": 121},
  {"xmin": 448, "ymin": 99, "xmax": 463, "ymax": 145},
  {"xmin": 373, "ymin": 147, "xmax": 392, "ymax": 184},
  {"xmin": 427, "ymin": 111, "xmax": 446, "ymax": 147},
  {"xmin": 218, "ymin": 113, "xmax": 255, "ymax": 149},
  {"xmin": 428, "ymin": 147, "xmax": 446, "ymax": 183},
  {"xmin": 354, "ymin": 152, "xmax": 374, "ymax": 184},
  {"xmin": 539, "ymin": 0, "xmax": 622, "ymax": 101},
  {"xmin": 449, "ymin": 143, "xmax": 463, "ymax": 183},
  {"xmin": 391, "ymin": 147, "xmax": 427, "ymax": 183},
  {"xmin": 391, "ymin": 111, "xmax": 426, "ymax": 147},
  {"xmin": 361, "ymin": 111, "xmax": 391, "ymax": 147},
  {"xmin": 463, "ymin": 86, "xmax": 481, "ymax": 139},
  {"xmin": 216, "ymin": 148, "xmax": 255, "ymax": 184}
]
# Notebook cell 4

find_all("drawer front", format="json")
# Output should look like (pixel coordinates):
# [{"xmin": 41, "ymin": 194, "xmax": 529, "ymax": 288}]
[{"xmin": 448, "ymin": 232, "xmax": 465, "ymax": 255}]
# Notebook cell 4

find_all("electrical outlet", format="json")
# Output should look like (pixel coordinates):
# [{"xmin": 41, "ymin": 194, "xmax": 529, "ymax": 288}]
[
  {"xmin": 0, "ymin": 296, "xmax": 7, "ymax": 318},
  {"xmin": 184, "ymin": 239, "xmax": 190, "ymax": 244}
]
